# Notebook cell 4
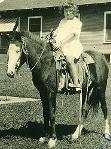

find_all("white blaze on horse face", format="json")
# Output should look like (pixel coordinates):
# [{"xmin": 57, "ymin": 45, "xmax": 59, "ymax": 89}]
[{"xmin": 7, "ymin": 43, "xmax": 21, "ymax": 75}]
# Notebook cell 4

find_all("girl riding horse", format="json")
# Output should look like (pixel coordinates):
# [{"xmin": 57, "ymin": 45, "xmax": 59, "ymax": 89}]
[{"xmin": 6, "ymin": 30, "xmax": 110, "ymax": 148}]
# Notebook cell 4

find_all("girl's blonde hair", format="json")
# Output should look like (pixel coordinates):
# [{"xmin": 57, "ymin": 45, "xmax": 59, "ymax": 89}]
[{"xmin": 64, "ymin": 0, "xmax": 79, "ymax": 16}]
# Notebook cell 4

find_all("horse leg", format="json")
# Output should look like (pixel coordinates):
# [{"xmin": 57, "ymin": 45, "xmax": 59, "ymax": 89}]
[
  {"xmin": 71, "ymin": 123, "xmax": 83, "ymax": 141},
  {"xmin": 39, "ymin": 92, "xmax": 49, "ymax": 143},
  {"xmin": 71, "ymin": 87, "xmax": 91, "ymax": 141},
  {"xmin": 48, "ymin": 92, "xmax": 57, "ymax": 148},
  {"xmin": 72, "ymin": 90, "xmax": 84, "ymax": 140},
  {"xmin": 32, "ymin": 80, "xmax": 50, "ymax": 143},
  {"xmin": 72, "ymin": 105, "xmax": 91, "ymax": 141},
  {"xmin": 39, "ymin": 97, "xmax": 50, "ymax": 143},
  {"xmin": 100, "ymin": 91, "xmax": 111, "ymax": 140}
]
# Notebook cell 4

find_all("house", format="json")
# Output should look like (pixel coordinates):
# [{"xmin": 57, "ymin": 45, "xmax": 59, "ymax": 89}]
[
  {"xmin": 79, "ymin": 0, "xmax": 111, "ymax": 63},
  {"xmin": 0, "ymin": 0, "xmax": 111, "ymax": 62}
]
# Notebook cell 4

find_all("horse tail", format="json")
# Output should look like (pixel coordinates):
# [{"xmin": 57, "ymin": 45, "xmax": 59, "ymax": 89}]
[
  {"xmin": 88, "ymin": 86, "xmax": 100, "ymax": 115},
  {"xmin": 84, "ymin": 50, "xmax": 109, "ymax": 116}
]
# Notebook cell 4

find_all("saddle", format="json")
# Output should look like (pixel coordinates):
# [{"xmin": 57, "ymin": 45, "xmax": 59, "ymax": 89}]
[{"xmin": 54, "ymin": 51, "xmax": 95, "ymax": 94}]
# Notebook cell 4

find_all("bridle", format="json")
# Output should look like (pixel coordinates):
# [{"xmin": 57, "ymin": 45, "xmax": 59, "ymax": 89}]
[{"xmin": 9, "ymin": 20, "xmax": 46, "ymax": 72}]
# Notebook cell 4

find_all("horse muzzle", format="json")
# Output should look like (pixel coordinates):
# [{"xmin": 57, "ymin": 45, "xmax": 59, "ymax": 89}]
[{"xmin": 7, "ymin": 71, "xmax": 15, "ymax": 78}]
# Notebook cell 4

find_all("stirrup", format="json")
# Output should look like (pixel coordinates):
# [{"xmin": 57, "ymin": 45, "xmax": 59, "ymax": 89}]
[
  {"xmin": 73, "ymin": 83, "xmax": 81, "ymax": 91},
  {"xmin": 75, "ymin": 87, "xmax": 81, "ymax": 92},
  {"xmin": 68, "ymin": 83, "xmax": 81, "ymax": 92},
  {"xmin": 69, "ymin": 83, "xmax": 81, "ymax": 88}
]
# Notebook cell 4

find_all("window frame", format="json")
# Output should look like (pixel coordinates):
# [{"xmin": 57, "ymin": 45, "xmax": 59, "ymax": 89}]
[
  {"xmin": 28, "ymin": 16, "xmax": 42, "ymax": 37},
  {"xmin": 104, "ymin": 11, "xmax": 111, "ymax": 43}
]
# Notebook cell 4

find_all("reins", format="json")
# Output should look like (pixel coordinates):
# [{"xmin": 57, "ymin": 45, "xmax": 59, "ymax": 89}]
[
  {"xmin": 21, "ymin": 37, "xmax": 46, "ymax": 72},
  {"xmin": 30, "ymin": 44, "xmax": 46, "ymax": 71}
]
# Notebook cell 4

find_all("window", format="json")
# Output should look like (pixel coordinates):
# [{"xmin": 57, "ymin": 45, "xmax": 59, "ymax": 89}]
[
  {"xmin": 0, "ymin": 17, "xmax": 20, "ymax": 50},
  {"xmin": 0, "ymin": 18, "xmax": 19, "ymax": 32},
  {"xmin": 104, "ymin": 11, "xmax": 111, "ymax": 43},
  {"xmin": 28, "ymin": 16, "xmax": 42, "ymax": 37}
]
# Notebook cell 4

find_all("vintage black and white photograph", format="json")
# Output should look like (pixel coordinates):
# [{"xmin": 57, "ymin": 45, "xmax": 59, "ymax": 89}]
[{"xmin": 0, "ymin": 0, "xmax": 111, "ymax": 148}]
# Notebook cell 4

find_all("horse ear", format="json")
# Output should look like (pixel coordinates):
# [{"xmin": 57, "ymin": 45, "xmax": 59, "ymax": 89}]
[
  {"xmin": 13, "ymin": 18, "xmax": 19, "ymax": 32},
  {"xmin": 14, "ymin": 31, "xmax": 22, "ymax": 42}
]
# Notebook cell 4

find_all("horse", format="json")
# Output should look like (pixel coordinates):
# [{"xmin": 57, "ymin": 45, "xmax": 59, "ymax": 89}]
[{"xmin": 6, "ymin": 31, "xmax": 110, "ymax": 148}]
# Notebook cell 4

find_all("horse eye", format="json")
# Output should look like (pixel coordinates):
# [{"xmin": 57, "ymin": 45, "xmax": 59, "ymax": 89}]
[{"xmin": 16, "ymin": 49, "xmax": 20, "ymax": 53}]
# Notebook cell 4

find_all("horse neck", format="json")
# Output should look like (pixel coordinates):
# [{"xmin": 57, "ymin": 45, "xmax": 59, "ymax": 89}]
[{"xmin": 24, "ymin": 37, "xmax": 46, "ymax": 70}]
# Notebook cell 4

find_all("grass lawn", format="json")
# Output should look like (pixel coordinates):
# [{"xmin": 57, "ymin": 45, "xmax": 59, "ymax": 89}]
[
  {"xmin": 0, "ymin": 54, "xmax": 40, "ymax": 99},
  {"xmin": 0, "ymin": 54, "xmax": 111, "ymax": 148}
]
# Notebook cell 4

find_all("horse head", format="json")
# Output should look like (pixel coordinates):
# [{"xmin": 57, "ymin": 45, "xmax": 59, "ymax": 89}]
[{"xmin": 7, "ymin": 31, "xmax": 27, "ymax": 78}]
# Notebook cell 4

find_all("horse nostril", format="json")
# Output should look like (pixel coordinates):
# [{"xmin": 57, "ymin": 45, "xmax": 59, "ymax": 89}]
[
  {"xmin": 7, "ymin": 71, "xmax": 14, "ymax": 78},
  {"xmin": 7, "ymin": 72, "xmax": 10, "ymax": 77},
  {"xmin": 10, "ymin": 71, "xmax": 14, "ymax": 75}
]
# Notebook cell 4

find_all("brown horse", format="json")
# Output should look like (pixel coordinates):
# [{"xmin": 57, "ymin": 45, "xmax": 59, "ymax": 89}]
[{"xmin": 6, "ymin": 31, "xmax": 110, "ymax": 148}]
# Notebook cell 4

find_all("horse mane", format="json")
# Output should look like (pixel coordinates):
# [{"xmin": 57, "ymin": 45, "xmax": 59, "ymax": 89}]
[
  {"xmin": 21, "ymin": 31, "xmax": 45, "ymax": 44},
  {"xmin": 19, "ymin": 31, "xmax": 48, "ymax": 53}
]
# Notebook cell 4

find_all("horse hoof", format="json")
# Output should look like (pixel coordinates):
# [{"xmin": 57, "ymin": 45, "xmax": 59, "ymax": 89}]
[
  {"xmin": 104, "ymin": 133, "xmax": 111, "ymax": 141},
  {"xmin": 66, "ymin": 134, "xmax": 73, "ymax": 142},
  {"xmin": 39, "ymin": 137, "xmax": 46, "ymax": 144},
  {"xmin": 71, "ymin": 134, "xmax": 79, "ymax": 141},
  {"xmin": 48, "ymin": 138, "xmax": 57, "ymax": 148}
]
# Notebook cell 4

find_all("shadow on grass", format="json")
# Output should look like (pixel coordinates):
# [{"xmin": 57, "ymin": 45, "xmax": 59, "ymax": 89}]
[{"xmin": 0, "ymin": 121, "xmax": 101, "ymax": 140}]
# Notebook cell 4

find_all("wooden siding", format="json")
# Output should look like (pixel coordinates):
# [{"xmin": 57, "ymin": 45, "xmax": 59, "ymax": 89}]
[
  {"xmin": 19, "ymin": 4, "xmax": 111, "ymax": 54},
  {"xmin": 20, "ymin": 8, "xmax": 62, "ymax": 37},
  {"xmin": 20, "ymin": 17, "xmax": 28, "ymax": 32},
  {"xmin": 1, "ymin": 4, "xmax": 111, "ymax": 55},
  {"xmin": 0, "ymin": 8, "xmax": 62, "ymax": 50},
  {"xmin": 80, "ymin": 4, "xmax": 111, "ymax": 53}
]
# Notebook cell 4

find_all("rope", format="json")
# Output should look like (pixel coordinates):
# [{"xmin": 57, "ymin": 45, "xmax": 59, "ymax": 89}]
[
  {"xmin": 79, "ymin": 88, "xmax": 82, "ymax": 135},
  {"xmin": 30, "ymin": 44, "xmax": 46, "ymax": 71}
]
